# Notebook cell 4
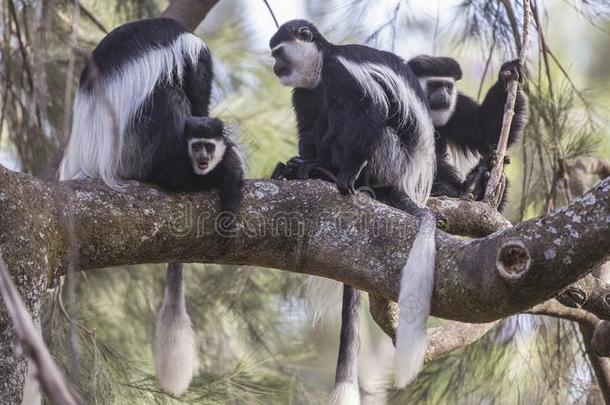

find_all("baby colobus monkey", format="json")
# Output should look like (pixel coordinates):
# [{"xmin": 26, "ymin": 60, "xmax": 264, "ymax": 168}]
[
  {"xmin": 59, "ymin": 18, "xmax": 244, "ymax": 397},
  {"xmin": 270, "ymin": 20, "xmax": 437, "ymax": 403},
  {"xmin": 408, "ymin": 55, "xmax": 528, "ymax": 209}
]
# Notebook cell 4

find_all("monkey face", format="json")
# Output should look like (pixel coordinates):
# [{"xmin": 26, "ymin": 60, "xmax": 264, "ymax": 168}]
[
  {"xmin": 188, "ymin": 138, "xmax": 226, "ymax": 175},
  {"xmin": 419, "ymin": 77, "xmax": 458, "ymax": 127},
  {"xmin": 270, "ymin": 20, "xmax": 324, "ymax": 89},
  {"xmin": 185, "ymin": 117, "xmax": 227, "ymax": 175}
]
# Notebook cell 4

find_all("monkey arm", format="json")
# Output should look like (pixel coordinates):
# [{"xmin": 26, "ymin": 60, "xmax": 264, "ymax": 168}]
[
  {"xmin": 218, "ymin": 147, "xmax": 244, "ymax": 216},
  {"xmin": 477, "ymin": 60, "xmax": 528, "ymax": 152},
  {"xmin": 292, "ymin": 88, "xmax": 323, "ymax": 160},
  {"xmin": 322, "ymin": 61, "xmax": 385, "ymax": 194},
  {"xmin": 270, "ymin": 89, "xmax": 325, "ymax": 181}
]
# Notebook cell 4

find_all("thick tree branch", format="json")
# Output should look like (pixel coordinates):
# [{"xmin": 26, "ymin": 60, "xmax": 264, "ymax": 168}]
[
  {"xmin": 1, "ymin": 165, "xmax": 609, "ymax": 322},
  {"xmin": 0, "ymin": 164, "xmax": 609, "ymax": 400},
  {"xmin": 161, "ymin": 0, "xmax": 220, "ymax": 31}
]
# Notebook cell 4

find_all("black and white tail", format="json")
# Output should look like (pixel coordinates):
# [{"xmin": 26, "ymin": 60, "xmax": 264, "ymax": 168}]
[
  {"xmin": 154, "ymin": 263, "xmax": 197, "ymax": 396},
  {"xmin": 329, "ymin": 285, "xmax": 361, "ymax": 405},
  {"xmin": 336, "ymin": 56, "xmax": 437, "ymax": 388},
  {"xmin": 394, "ymin": 211, "xmax": 436, "ymax": 387}
]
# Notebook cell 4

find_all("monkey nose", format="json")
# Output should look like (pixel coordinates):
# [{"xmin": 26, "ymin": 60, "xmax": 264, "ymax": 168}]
[{"xmin": 273, "ymin": 63, "xmax": 289, "ymax": 77}]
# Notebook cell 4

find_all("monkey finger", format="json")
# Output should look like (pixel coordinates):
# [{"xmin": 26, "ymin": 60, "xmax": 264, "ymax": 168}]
[{"xmin": 271, "ymin": 162, "xmax": 287, "ymax": 180}]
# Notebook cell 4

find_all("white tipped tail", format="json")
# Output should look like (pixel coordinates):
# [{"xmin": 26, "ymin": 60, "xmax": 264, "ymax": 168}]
[
  {"xmin": 155, "ymin": 263, "xmax": 197, "ymax": 397},
  {"xmin": 303, "ymin": 276, "xmax": 343, "ymax": 326},
  {"xmin": 329, "ymin": 381, "xmax": 360, "ymax": 405},
  {"xmin": 394, "ymin": 212, "xmax": 436, "ymax": 387}
]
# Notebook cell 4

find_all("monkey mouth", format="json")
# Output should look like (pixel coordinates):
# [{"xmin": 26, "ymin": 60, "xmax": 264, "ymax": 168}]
[
  {"xmin": 273, "ymin": 63, "xmax": 290, "ymax": 77},
  {"xmin": 197, "ymin": 161, "xmax": 209, "ymax": 171}
]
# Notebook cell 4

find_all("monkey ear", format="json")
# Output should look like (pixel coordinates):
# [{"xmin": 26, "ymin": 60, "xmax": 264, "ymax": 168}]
[{"xmin": 297, "ymin": 26, "xmax": 313, "ymax": 42}]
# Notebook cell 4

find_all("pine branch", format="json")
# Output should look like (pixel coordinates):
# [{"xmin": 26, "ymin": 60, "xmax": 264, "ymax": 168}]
[{"xmin": 483, "ymin": 0, "xmax": 532, "ymax": 207}]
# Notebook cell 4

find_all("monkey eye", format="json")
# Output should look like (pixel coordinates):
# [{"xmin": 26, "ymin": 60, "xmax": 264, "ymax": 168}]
[
  {"xmin": 204, "ymin": 143, "xmax": 216, "ymax": 153},
  {"xmin": 191, "ymin": 143, "xmax": 203, "ymax": 152},
  {"xmin": 297, "ymin": 26, "xmax": 313, "ymax": 42}
]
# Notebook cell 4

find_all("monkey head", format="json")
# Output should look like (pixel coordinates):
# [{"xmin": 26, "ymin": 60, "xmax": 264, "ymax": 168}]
[
  {"xmin": 269, "ymin": 19, "xmax": 326, "ymax": 89},
  {"xmin": 185, "ymin": 117, "xmax": 227, "ymax": 176},
  {"xmin": 409, "ymin": 55, "xmax": 463, "ymax": 127}
]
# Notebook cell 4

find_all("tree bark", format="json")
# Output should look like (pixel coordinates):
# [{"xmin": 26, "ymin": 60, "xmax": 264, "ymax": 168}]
[
  {"xmin": 0, "ymin": 164, "xmax": 609, "ymax": 401},
  {"xmin": 161, "ymin": 0, "xmax": 220, "ymax": 31}
]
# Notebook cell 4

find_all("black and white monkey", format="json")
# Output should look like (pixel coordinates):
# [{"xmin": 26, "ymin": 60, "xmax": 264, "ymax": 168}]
[
  {"xmin": 407, "ymin": 55, "xmax": 528, "ymax": 208},
  {"xmin": 270, "ymin": 20, "xmax": 437, "ymax": 403},
  {"xmin": 59, "ymin": 18, "xmax": 244, "ymax": 397}
]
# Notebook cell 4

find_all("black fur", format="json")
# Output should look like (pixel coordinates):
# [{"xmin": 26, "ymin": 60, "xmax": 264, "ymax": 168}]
[
  {"xmin": 270, "ymin": 20, "xmax": 429, "ymax": 196},
  {"xmin": 409, "ymin": 56, "xmax": 528, "ymax": 208},
  {"xmin": 143, "ymin": 87, "xmax": 243, "ymax": 215},
  {"xmin": 409, "ymin": 54, "xmax": 463, "ymax": 80},
  {"xmin": 80, "ymin": 18, "xmax": 212, "ymax": 94},
  {"xmin": 270, "ymin": 20, "xmax": 436, "ymax": 396},
  {"xmin": 83, "ymin": 18, "xmax": 243, "ymax": 215}
]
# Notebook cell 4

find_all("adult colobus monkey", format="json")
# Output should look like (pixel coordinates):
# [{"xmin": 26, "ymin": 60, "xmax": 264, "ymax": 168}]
[
  {"xmin": 408, "ymin": 55, "xmax": 528, "ymax": 209},
  {"xmin": 59, "ymin": 18, "xmax": 244, "ymax": 397},
  {"xmin": 270, "ymin": 20, "xmax": 437, "ymax": 403}
]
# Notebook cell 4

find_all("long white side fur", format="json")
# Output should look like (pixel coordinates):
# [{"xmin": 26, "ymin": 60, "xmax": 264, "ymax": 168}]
[
  {"xmin": 329, "ymin": 381, "xmax": 360, "ymax": 405},
  {"xmin": 155, "ymin": 268, "xmax": 197, "ymax": 397},
  {"xmin": 336, "ymin": 56, "xmax": 437, "ymax": 387},
  {"xmin": 394, "ymin": 212, "xmax": 436, "ymax": 387},
  {"xmin": 336, "ymin": 57, "xmax": 436, "ymax": 206},
  {"xmin": 446, "ymin": 144, "xmax": 481, "ymax": 181},
  {"xmin": 59, "ymin": 33, "xmax": 206, "ymax": 188},
  {"xmin": 302, "ymin": 276, "xmax": 343, "ymax": 326}
]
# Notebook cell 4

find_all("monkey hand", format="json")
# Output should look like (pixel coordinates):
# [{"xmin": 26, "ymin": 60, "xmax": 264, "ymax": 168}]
[
  {"xmin": 499, "ymin": 60, "xmax": 525, "ymax": 84},
  {"xmin": 271, "ymin": 162, "xmax": 288, "ymax": 180},
  {"xmin": 285, "ymin": 156, "xmax": 321, "ymax": 180},
  {"xmin": 336, "ymin": 170, "xmax": 357, "ymax": 195}
]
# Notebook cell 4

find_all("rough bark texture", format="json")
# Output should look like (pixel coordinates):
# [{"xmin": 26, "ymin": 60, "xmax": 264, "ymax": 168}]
[{"xmin": 1, "ymin": 165, "xmax": 610, "ymax": 401}]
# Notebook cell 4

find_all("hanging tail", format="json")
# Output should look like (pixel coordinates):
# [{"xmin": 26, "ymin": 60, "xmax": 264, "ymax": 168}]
[
  {"xmin": 154, "ymin": 263, "xmax": 197, "ymax": 396},
  {"xmin": 329, "ymin": 285, "xmax": 361, "ymax": 405},
  {"xmin": 394, "ymin": 211, "xmax": 436, "ymax": 387}
]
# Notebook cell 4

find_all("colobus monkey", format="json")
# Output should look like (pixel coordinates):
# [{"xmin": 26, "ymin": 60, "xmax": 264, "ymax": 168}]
[
  {"xmin": 408, "ymin": 55, "xmax": 528, "ymax": 208},
  {"xmin": 270, "ymin": 20, "xmax": 437, "ymax": 402},
  {"xmin": 59, "ymin": 18, "xmax": 244, "ymax": 397}
]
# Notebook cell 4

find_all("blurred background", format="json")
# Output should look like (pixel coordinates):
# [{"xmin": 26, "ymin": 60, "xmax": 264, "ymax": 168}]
[{"xmin": 1, "ymin": 0, "xmax": 610, "ymax": 403}]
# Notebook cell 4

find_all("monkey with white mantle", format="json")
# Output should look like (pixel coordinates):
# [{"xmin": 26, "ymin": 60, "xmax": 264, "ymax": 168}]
[
  {"xmin": 270, "ymin": 19, "xmax": 438, "ymax": 404},
  {"xmin": 59, "ymin": 18, "xmax": 244, "ymax": 397},
  {"xmin": 408, "ymin": 55, "xmax": 529, "ymax": 210}
]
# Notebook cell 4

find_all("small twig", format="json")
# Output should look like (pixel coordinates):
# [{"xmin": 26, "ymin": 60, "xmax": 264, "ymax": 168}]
[
  {"xmin": 63, "ymin": 1, "xmax": 80, "ymax": 142},
  {"xmin": 7, "ymin": 0, "xmax": 34, "ymax": 91},
  {"xmin": 72, "ymin": 0, "xmax": 108, "ymax": 33},
  {"xmin": 483, "ymin": 0, "xmax": 532, "ymax": 207},
  {"xmin": 261, "ymin": 0, "xmax": 279, "ymax": 29},
  {"xmin": 0, "ymin": 251, "xmax": 82, "ymax": 405}
]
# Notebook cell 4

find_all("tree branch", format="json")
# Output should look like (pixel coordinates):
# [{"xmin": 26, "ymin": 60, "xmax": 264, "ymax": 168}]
[
  {"xmin": 160, "ymin": 0, "xmax": 220, "ymax": 31},
  {"xmin": 484, "ymin": 0, "xmax": 532, "ymax": 206},
  {"xmin": 1, "ymin": 163, "xmax": 609, "ymax": 400},
  {"xmin": 0, "ymin": 252, "xmax": 82, "ymax": 405},
  {"xmin": 1, "ymin": 165, "xmax": 609, "ymax": 323}
]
